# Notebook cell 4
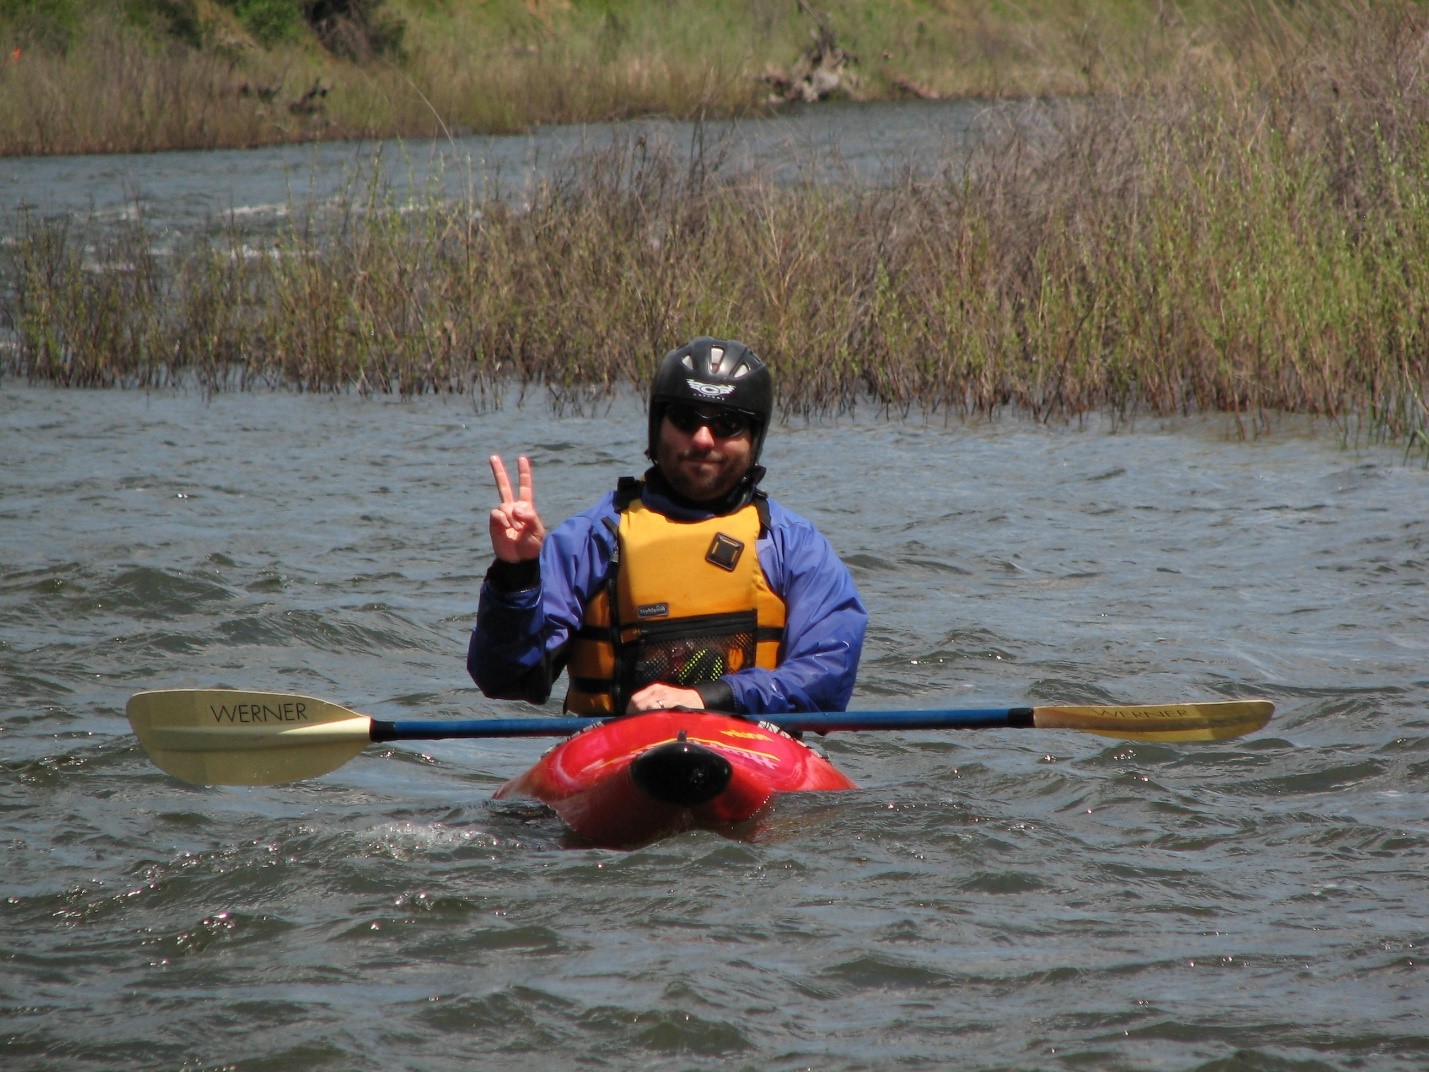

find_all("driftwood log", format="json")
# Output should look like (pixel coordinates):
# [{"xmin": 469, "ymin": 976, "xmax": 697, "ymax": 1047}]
[
  {"xmin": 762, "ymin": 0, "xmax": 857, "ymax": 104},
  {"xmin": 888, "ymin": 72, "xmax": 939, "ymax": 101},
  {"xmin": 289, "ymin": 80, "xmax": 330, "ymax": 116}
]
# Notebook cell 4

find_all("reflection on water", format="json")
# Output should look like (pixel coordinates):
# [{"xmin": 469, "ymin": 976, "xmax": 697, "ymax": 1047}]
[{"xmin": 2, "ymin": 385, "xmax": 1426, "ymax": 1070}]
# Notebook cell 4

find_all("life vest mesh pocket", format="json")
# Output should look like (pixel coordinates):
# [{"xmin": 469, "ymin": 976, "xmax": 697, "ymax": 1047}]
[{"xmin": 628, "ymin": 612, "xmax": 757, "ymax": 689}]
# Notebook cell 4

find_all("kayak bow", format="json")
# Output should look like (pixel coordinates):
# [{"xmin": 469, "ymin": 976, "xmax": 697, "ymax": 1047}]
[{"xmin": 493, "ymin": 710, "xmax": 857, "ymax": 846}]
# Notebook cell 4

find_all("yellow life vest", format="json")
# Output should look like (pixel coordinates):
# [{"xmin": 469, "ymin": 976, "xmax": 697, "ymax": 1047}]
[{"xmin": 563, "ymin": 487, "xmax": 787, "ymax": 716}]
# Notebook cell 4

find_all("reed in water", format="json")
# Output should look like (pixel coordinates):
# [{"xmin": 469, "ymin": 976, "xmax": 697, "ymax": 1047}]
[{"xmin": 3, "ymin": 2, "xmax": 1426, "ymax": 451}]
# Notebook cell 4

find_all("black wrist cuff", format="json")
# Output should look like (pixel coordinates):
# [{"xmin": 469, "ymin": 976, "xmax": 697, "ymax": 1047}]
[
  {"xmin": 693, "ymin": 679, "xmax": 737, "ymax": 713},
  {"xmin": 485, "ymin": 557, "xmax": 539, "ymax": 593}
]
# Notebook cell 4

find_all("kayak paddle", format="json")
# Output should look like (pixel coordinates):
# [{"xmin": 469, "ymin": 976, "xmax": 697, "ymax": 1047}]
[{"xmin": 125, "ymin": 688, "xmax": 1274, "ymax": 787}]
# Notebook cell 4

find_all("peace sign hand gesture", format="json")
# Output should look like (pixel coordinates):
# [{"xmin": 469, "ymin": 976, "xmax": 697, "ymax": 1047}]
[{"xmin": 488, "ymin": 454, "xmax": 546, "ymax": 563}]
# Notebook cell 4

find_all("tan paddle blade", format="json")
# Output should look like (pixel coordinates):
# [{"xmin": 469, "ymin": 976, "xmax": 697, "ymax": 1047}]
[
  {"xmin": 1031, "ymin": 699, "xmax": 1274, "ymax": 742},
  {"xmin": 126, "ymin": 689, "xmax": 374, "ymax": 786}
]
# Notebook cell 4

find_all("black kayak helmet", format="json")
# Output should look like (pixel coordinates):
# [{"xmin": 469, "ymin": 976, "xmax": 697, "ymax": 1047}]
[{"xmin": 647, "ymin": 337, "xmax": 774, "ymax": 465}]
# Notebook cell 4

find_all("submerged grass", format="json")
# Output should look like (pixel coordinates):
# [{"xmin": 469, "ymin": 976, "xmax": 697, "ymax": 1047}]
[{"xmin": 3, "ymin": 2, "xmax": 1427, "ymax": 453}]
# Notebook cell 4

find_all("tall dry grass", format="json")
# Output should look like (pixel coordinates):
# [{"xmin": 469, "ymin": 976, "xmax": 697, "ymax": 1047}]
[
  {"xmin": 0, "ymin": 2, "xmax": 786, "ymax": 154},
  {"xmin": 0, "ymin": 19, "xmax": 363, "ymax": 153},
  {"xmin": 4, "ymin": 2, "xmax": 1426, "ymax": 451}
]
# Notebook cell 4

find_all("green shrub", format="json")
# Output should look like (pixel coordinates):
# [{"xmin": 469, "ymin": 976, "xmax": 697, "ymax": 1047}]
[
  {"xmin": 0, "ymin": 0, "xmax": 83, "ymax": 52},
  {"xmin": 221, "ymin": 0, "xmax": 303, "ymax": 45}
]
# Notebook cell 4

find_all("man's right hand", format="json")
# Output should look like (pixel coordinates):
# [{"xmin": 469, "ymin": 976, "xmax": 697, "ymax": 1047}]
[{"xmin": 488, "ymin": 454, "xmax": 546, "ymax": 562}]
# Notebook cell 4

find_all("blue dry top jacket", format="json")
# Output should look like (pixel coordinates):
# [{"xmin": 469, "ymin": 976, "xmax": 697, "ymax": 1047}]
[{"xmin": 468, "ymin": 480, "xmax": 866, "ymax": 716}]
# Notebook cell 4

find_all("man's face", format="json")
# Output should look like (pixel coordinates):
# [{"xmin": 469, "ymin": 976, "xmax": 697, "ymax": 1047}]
[{"xmin": 654, "ymin": 403, "xmax": 756, "ymax": 503}]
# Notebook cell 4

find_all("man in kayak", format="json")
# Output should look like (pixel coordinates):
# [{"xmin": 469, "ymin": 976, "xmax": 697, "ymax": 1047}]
[{"xmin": 468, "ymin": 336, "xmax": 866, "ymax": 716}]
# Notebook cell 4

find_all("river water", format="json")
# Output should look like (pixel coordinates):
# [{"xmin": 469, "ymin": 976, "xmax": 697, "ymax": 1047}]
[
  {"xmin": 0, "ymin": 99, "xmax": 998, "ymax": 242},
  {"xmin": 3, "ymin": 103, "xmax": 1428, "ymax": 1071},
  {"xmin": 2, "ymin": 383, "xmax": 1425, "ymax": 1072}
]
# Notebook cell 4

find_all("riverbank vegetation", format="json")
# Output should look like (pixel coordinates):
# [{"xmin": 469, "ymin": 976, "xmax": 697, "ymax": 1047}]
[
  {"xmin": 3, "ymin": 1, "xmax": 1427, "ymax": 453},
  {"xmin": 0, "ymin": 0, "xmax": 1370, "ymax": 156}
]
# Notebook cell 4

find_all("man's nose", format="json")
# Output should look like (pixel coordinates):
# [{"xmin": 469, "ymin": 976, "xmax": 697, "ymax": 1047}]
[{"xmin": 691, "ymin": 423, "xmax": 717, "ymax": 447}]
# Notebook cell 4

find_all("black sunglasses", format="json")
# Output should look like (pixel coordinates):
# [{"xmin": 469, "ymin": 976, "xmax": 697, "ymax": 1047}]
[{"xmin": 664, "ymin": 404, "xmax": 753, "ymax": 439}]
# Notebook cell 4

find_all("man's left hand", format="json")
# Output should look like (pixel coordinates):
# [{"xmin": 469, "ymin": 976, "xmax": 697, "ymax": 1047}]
[{"xmin": 627, "ymin": 683, "xmax": 705, "ymax": 714}]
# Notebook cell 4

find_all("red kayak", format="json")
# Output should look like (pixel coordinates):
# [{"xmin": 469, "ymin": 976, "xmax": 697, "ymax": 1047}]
[{"xmin": 494, "ymin": 710, "xmax": 858, "ymax": 846}]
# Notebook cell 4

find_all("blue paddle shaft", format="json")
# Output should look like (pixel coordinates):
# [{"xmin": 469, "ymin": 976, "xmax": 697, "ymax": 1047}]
[{"xmin": 369, "ymin": 708, "xmax": 1034, "ymax": 742}]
